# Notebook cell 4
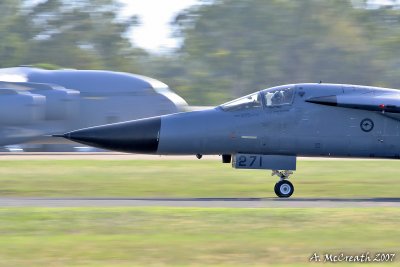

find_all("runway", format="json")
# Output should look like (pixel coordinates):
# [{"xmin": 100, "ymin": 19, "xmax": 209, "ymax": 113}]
[
  {"xmin": 0, "ymin": 152, "xmax": 397, "ymax": 161},
  {"xmin": 0, "ymin": 197, "xmax": 399, "ymax": 208},
  {"xmin": 0, "ymin": 153, "xmax": 398, "ymax": 208}
]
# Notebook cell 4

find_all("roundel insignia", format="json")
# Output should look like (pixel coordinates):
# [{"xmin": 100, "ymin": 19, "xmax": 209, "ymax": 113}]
[{"xmin": 360, "ymin": 118, "xmax": 374, "ymax": 132}]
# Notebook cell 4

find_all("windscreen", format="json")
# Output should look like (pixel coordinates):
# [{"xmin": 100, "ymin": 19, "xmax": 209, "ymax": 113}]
[{"xmin": 220, "ymin": 92, "xmax": 261, "ymax": 111}]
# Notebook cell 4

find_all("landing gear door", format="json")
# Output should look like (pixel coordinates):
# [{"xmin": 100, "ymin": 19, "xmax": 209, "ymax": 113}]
[{"xmin": 232, "ymin": 153, "xmax": 296, "ymax": 170}]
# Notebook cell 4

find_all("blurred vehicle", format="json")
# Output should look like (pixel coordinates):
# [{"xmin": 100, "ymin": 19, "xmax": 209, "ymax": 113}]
[{"xmin": 0, "ymin": 67, "xmax": 188, "ymax": 151}]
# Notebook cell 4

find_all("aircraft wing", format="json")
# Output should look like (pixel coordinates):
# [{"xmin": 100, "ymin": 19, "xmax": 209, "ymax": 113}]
[{"xmin": 306, "ymin": 93, "xmax": 400, "ymax": 113}]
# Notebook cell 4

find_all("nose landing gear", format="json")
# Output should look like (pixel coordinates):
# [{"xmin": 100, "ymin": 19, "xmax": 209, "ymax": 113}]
[{"xmin": 272, "ymin": 170, "xmax": 294, "ymax": 198}]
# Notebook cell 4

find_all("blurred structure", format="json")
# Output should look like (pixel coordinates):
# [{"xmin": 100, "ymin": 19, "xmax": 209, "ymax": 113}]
[{"xmin": 0, "ymin": 67, "xmax": 188, "ymax": 151}]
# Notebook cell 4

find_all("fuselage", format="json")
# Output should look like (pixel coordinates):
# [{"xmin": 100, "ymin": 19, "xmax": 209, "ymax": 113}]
[{"xmin": 64, "ymin": 83, "xmax": 400, "ymax": 159}]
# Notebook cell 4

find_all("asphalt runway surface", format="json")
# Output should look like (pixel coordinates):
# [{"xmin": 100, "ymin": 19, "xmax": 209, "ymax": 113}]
[
  {"xmin": 0, "ymin": 152, "xmax": 397, "ymax": 161},
  {"xmin": 0, "ymin": 197, "xmax": 399, "ymax": 208},
  {"xmin": 0, "ymin": 152, "xmax": 211, "ymax": 160}
]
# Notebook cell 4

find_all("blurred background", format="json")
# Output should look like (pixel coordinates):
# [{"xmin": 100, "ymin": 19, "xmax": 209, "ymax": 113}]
[
  {"xmin": 2, "ymin": 0, "xmax": 400, "ymax": 106},
  {"xmin": 2, "ymin": 0, "xmax": 400, "ymax": 151},
  {"xmin": 0, "ymin": 3, "xmax": 399, "ymax": 266}
]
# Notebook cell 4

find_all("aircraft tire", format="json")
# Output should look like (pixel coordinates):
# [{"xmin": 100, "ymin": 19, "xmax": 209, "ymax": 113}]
[{"xmin": 274, "ymin": 180, "xmax": 294, "ymax": 198}]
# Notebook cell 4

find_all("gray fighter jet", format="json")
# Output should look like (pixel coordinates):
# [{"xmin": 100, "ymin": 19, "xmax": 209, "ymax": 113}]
[
  {"xmin": 0, "ymin": 67, "xmax": 188, "ymax": 149},
  {"xmin": 57, "ymin": 83, "xmax": 400, "ymax": 197}
]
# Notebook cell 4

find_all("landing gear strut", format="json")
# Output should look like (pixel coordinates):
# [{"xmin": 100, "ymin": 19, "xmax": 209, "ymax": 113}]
[{"xmin": 272, "ymin": 170, "xmax": 294, "ymax": 198}]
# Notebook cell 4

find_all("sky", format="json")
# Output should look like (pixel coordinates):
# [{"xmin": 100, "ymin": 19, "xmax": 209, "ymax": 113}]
[{"xmin": 118, "ymin": 0, "xmax": 199, "ymax": 53}]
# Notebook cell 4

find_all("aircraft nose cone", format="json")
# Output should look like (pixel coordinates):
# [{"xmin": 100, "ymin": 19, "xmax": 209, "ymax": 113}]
[{"xmin": 62, "ymin": 117, "xmax": 161, "ymax": 153}]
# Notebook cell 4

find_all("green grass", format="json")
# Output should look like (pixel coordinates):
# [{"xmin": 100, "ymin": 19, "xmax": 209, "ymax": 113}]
[
  {"xmin": 0, "ymin": 159, "xmax": 399, "ymax": 197},
  {"xmin": 0, "ymin": 207, "xmax": 398, "ymax": 266},
  {"xmin": 0, "ymin": 160, "xmax": 398, "ymax": 266}
]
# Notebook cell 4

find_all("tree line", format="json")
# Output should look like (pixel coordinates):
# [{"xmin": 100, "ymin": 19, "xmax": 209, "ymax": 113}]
[{"xmin": 2, "ymin": 0, "xmax": 400, "ymax": 105}]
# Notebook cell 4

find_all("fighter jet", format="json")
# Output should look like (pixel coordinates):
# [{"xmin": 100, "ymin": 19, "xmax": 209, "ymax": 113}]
[
  {"xmin": 57, "ymin": 83, "xmax": 400, "ymax": 197},
  {"xmin": 0, "ymin": 67, "xmax": 188, "ymax": 150}
]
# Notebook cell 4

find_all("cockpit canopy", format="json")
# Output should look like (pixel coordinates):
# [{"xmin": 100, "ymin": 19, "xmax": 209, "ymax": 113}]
[
  {"xmin": 263, "ymin": 85, "xmax": 294, "ymax": 107},
  {"xmin": 220, "ymin": 85, "xmax": 295, "ymax": 111}
]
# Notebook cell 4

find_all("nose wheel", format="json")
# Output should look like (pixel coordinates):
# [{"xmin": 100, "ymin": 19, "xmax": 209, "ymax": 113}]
[
  {"xmin": 272, "ymin": 170, "xmax": 294, "ymax": 198},
  {"xmin": 274, "ymin": 180, "xmax": 294, "ymax": 198}
]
